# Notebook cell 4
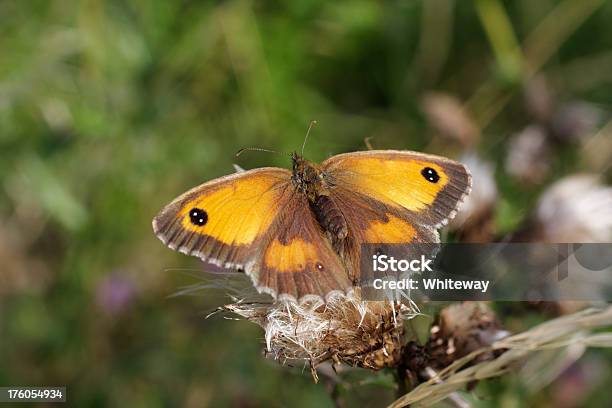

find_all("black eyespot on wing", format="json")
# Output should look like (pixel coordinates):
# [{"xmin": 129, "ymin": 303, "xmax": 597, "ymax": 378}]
[
  {"xmin": 189, "ymin": 208, "xmax": 208, "ymax": 226},
  {"xmin": 421, "ymin": 167, "xmax": 440, "ymax": 183}
]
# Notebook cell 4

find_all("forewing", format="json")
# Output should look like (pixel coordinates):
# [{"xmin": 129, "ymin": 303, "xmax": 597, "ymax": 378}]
[
  {"xmin": 152, "ymin": 168, "xmax": 293, "ymax": 270},
  {"xmin": 322, "ymin": 150, "xmax": 471, "ymax": 228}
]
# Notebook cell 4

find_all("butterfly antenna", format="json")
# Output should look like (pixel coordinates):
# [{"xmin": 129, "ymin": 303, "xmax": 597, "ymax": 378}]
[
  {"xmin": 301, "ymin": 120, "xmax": 318, "ymax": 156},
  {"xmin": 235, "ymin": 147, "xmax": 290, "ymax": 158}
]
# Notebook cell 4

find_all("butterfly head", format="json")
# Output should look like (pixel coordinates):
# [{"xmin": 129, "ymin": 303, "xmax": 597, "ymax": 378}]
[{"xmin": 291, "ymin": 152, "xmax": 326, "ymax": 200}]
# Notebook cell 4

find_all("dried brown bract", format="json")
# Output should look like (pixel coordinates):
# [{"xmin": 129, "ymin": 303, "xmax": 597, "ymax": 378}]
[
  {"xmin": 421, "ymin": 92, "xmax": 480, "ymax": 147},
  {"xmin": 400, "ymin": 302, "xmax": 509, "ymax": 384}
]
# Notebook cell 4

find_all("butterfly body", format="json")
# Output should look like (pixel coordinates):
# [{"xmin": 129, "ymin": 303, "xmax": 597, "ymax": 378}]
[
  {"xmin": 291, "ymin": 152, "xmax": 349, "ymax": 244},
  {"xmin": 153, "ymin": 149, "xmax": 471, "ymax": 303}
]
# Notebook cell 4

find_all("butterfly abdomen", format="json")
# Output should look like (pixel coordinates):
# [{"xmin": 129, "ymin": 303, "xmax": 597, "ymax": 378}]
[{"xmin": 312, "ymin": 194, "xmax": 348, "ymax": 241}]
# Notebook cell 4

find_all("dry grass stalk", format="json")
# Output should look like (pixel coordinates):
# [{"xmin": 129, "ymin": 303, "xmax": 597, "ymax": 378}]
[{"xmin": 389, "ymin": 306, "xmax": 612, "ymax": 408}]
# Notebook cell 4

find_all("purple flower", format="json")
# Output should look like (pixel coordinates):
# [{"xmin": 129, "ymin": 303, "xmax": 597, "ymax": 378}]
[{"xmin": 96, "ymin": 274, "xmax": 137, "ymax": 315}]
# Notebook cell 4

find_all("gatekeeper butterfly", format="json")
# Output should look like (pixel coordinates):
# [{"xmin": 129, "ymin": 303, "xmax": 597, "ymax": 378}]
[{"xmin": 153, "ymin": 133, "xmax": 471, "ymax": 303}]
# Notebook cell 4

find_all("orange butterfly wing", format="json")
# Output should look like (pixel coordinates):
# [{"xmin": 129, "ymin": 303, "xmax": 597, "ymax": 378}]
[
  {"xmin": 321, "ymin": 150, "xmax": 471, "ymax": 285},
  {"xmin": 323, "ymin": 150, "xmax": 471, "ymax": 230},
  {"xmin": 153, "ymin": 167, "xmax": 351, "ymax": 302},
  {"xmin": 153, "ymin": 168, "xmax": 293, "ymax": 268},
  {"xmin": 256, "ymin": 194, "xmax": 352, "ymax": 302}
]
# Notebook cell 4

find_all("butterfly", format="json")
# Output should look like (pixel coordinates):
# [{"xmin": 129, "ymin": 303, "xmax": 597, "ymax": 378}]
[{"xmin": 152, "ymin": 145, "xmax": 471, "ymax": 303}]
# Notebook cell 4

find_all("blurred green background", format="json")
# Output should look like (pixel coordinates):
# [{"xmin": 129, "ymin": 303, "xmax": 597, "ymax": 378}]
[{"xmin": 1, "ymin": 0, "xmax": 611, "ymax": 407}]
